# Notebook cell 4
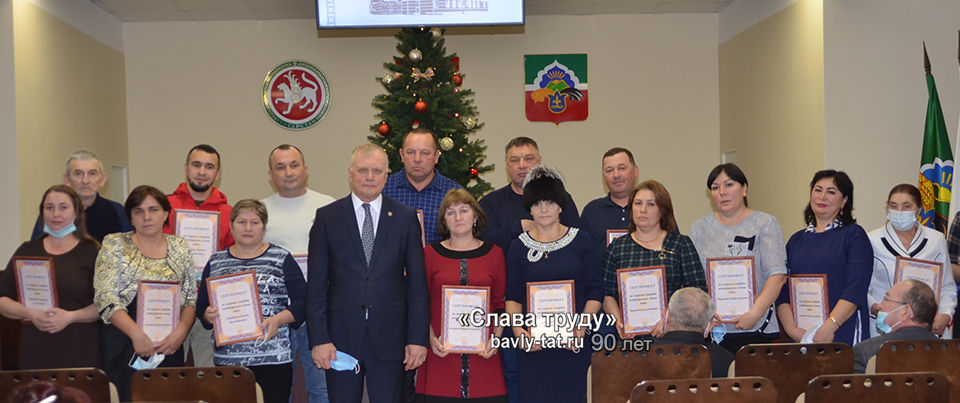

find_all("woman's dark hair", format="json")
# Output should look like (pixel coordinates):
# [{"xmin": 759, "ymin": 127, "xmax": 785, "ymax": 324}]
[
  {"xmin": 628, "ymin": 180, "xmax": 678, "ymax": 233},
  {"xmin": 124, "ymin": 185, "xmax": 172, "ymax": 223},
  {"xmin": 887, "ymin": 183, "xmax": 923, "ymax": 208},
  {"xmin": 803, "ymin": 170, "xmax": 856, "ymax": 226},
  {"xmin": 437, "ymin": 189, "xmax": 487, "ymax": 239},
  {"xmin": 38, "ymin": 185, "xmax": 99, "ymax": 247},
  {"xmin": 706, "ymin": 163, "xmax": 749, "ymax": 207}
]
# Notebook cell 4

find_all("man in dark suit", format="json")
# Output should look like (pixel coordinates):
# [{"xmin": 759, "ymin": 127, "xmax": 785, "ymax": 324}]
[
  {"xmin": 308, "ymin": 144, "xmax": 429, "ymax": 402},
  {"xmin": 652, "ymin": 287, "xmax": 735, "ymax": 377},
  {"xmin": 854, "ymin": 279, "xmax": 939, "ymax": 373}
]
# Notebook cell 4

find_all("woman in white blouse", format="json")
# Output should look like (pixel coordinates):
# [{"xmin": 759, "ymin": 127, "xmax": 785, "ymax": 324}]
[{"xmin": 867, "ymin": 183, "xmax": 956, "ymax": 337}]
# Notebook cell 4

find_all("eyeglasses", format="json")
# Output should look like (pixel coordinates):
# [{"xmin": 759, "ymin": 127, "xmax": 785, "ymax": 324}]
[{"xmin": 883, "ymin": 296, "xmax": 906, "ymax": 305}]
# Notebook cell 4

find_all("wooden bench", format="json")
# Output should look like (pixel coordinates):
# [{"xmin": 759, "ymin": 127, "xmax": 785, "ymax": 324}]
[
  {"xmin": 734, "ymin": 343, "xmax": 852, "ymax": 403},
  {"xmin": 804, "ymin": 372, "xmax": 948, "ymax": 402},
  {"xmin": 630, "ymin": 376, "xmax": 777, "ymax": 402},
  {"xmin": 131, "ymin": 366, "xmax": 258, "ymax": 403},
  {"xmin": 875, "ymin": 339, "xmax": 960, "ymax": 402},
  {"xmin": 590, "ymin": 344, "xmax": 710, "ymax": 403}
]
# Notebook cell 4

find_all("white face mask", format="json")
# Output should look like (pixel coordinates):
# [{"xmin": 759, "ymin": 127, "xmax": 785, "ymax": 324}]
[{"xmin": 887, "ymin": 209, "xmax": 917, "ymax": 231}]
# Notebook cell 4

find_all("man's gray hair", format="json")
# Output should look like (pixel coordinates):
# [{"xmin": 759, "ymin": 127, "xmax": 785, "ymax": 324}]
[
  {"xmin": 667, "ymin": 287, "xmax": 714, "ymax": 331},
  {"xmin": 65, "ymin": 149, "xmax": 103, "ymax": 175}
]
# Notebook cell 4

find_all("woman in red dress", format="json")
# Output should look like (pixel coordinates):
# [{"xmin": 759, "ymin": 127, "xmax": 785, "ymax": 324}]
[{"xmin": 415, "ymin": 189, "xmax": 507, "ymax": 403}]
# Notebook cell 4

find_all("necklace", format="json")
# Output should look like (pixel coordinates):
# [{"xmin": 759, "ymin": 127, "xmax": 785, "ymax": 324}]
[
  {"xmin": 520, "ymin": 228, "xmax": 578, "ymax": 262},
  {"xmin": 632, "ymin": 231, "xmax": 662, "ymax": 244}
]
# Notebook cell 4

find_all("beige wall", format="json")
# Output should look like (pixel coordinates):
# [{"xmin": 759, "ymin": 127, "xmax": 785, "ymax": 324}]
[
  {"xmin": 14, "ymin": 1, "xmax": 128, "ymax": 239},
  {"xmin": 0, "ymin": 0, "xmax": 17, "ymax": 258},
  {"xmin": 824, "ymin": 0, "xmax": 960, "ymax": 231},
  {"xmin": 719, "ymin": 0, "xmax": 825, "ymax": 235},
  {"xmin": 124, "ymin": 14, "xmax": 720, "ymax": 231}
]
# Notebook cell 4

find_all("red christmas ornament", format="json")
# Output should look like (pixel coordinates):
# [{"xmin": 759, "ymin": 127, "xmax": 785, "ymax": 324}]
[
  {"xmin": 414, "ymin": 99, "xmax": 428, "ymax": 113},
  {"xmin": 377, "ymin": 122, "xmax": 391, "ymax": 136},
  {"xmin": 469, "ymin": 167, "xmax": 479, "ymax": 178},
  {"xmin": 454, "ymin": 112, "xmax": 461, "ymax": 119},
  {"xmin": 412, "ymin": 120, "xmax": 421, "ymax": 129},
  {"xmin": 452, "ymin": 74, "xmax": 462, "ymax": 86}
]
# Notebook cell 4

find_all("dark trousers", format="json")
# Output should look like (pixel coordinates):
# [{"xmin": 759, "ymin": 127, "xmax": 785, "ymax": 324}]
[
  {"xmin": 326, "ymin": 331, "xmax": 403, "ymax": 403},
  {"xmin": 101, "ymin": 323, "xmax": 185, "ymax": 402},
  {"xmin": 249, "ymin": 363, "xmax": 293, "ymax": 403}
]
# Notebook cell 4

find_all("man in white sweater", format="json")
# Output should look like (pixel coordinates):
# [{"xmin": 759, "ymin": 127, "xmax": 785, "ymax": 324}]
[{"xmin": 261, "ymin": 144, "xmax": 335, "ymax": 402}]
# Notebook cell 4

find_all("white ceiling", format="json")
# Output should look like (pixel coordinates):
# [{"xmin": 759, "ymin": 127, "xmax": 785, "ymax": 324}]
[{"xmin": 91, "ymin": 0, "xmax": 736, "ymax": 22}]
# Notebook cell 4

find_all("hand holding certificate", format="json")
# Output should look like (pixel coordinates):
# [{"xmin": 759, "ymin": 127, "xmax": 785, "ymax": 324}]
[
  {"xmin": 616, "ymin": 266, "xmax": 666, "ymax": 337},
  {"xmin": 441, "ymin": 286, "xmax": 490, "ymax": 354},
  {"xmin": 137, "ymin": 281, "xmax": 181, "ymax": 347},
  {"xmin": 706, "ymin": 257, "xmax": 757, "ymax": 323},
  {"xmin": 789, "ymin": 275, "xmax": 829, "ymax": 333},
  {"xmin": 894, "ymin": 256, "xmax": 943, "ymax": 302},
  {"xmin": 13, "ymin": 257, "xmax": 58, "ymax": 321},
  {"xmin": 206, "ymin": 271, "xmax": 263, "ymax": 346}
]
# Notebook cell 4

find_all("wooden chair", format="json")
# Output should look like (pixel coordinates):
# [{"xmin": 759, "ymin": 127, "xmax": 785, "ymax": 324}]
[
  {"xmin": 589, "ymin": 344, "xmax": 710, "ymax": 403},
  {"xmin": 130, "ymin": 366, "xmax": 258, "ymax": 403},
  {"xmin": 630, "ymin": 376, "xmax": 777, "ymax": 402},
  {"xmin": 803, "ymin": 372, "xmax": 948, "ymax": 402},
  {"xmin": 0, "ymin": 368, "xmax": 113, "ymax": 403},
  {"xmin": 734, "ymin": 343, "xmax": 853, "ymax": 403},
  {"xmin": 875, "ymin": 339, "xmax": 960, "ymax": 401}
]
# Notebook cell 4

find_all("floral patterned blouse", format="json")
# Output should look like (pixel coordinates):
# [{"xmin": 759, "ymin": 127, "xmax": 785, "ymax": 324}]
[{"xmin": 93, "ymin": 232, "xmax": 197, "ymax": 324}]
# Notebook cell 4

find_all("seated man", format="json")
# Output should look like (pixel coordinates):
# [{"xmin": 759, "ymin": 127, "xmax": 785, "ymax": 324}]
[
  {"xmin": 854, "ymin": 279, "xmax": 939, "ymax": 373},
  {"xmin": 652, "ymin": 287, "xmax": 734, "ymax": 377}
]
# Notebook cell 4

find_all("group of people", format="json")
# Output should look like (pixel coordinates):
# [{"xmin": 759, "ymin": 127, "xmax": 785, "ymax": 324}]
[{"xmin": 0, "ymin": 131, "xmax": 956, "ymax": 403}]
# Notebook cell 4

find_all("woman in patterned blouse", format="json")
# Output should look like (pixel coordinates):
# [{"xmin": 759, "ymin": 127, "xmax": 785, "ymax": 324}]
[
  {"xmin": 602, "ymin": 180, "xmax": 708, "ymax": 339},
  {"xmin": 196, "ymin": 199, "xmax": 306, "ymax": 403},
  {"xmin": 93, "ymin": 185, "xmax": 197, "ymax": 401}
]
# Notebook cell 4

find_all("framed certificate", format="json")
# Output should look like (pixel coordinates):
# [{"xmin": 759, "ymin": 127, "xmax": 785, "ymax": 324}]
[
  {"xmin": 137, "ymin": 280, "xmax": 181, "ymax": 346},
  {"xmin": 206, "ymin": 271, "xmax": 263, "ymax": 347},
  {"xmin": 617, "ymin": 266, "xmax": 666, "ymax": 337},
  {"xmin": 293, "ymin": 254, "xmax": 308, "ymax": 282},
  {"xmin": 13, "ymin": 257, "xmax": 57, "ymax": 321},
  {"xmin": 894, "ymin": 256, "xmax": 943, "ymax": 302},
  {"xmin": 441, "ymin": 285, "xmax": 490, "ymax": 354},
  {"xmin": 416, "ymin": 209, "xmax": 426, "ymax": 247},
  {"xmin": 789, "ymin": 275, "xmax": 829, "ymax": 332},
  {"xmin": 606, "ymin": 229, "xmax": 629, "ymax": 247},
  {"xmin": 527, "ymin": 280, "xmax": 575, "ymax": 341},
  {"xmin": 174, "ymin": 209, "xmax": 220, "ymax": 280},
  {"xmin": 706, "ymin": 256, "xmax": 757, "ymax": 323}
]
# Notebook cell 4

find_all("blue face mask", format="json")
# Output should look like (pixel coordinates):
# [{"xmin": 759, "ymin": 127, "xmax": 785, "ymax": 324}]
[
  {"xmin": 876, "ymin": 304, "xmax": 906, "ymax": 334},
  {"xmin": 710, "ymin": 325, "xmax": 726, "ymax": 345},
  {"xmin": 330, "ymin": 351, "xmax": 360, "ymax": 374},
  {"xmin": 129, "ymin": 352, "xmax": 164, "ymax": 370},
  {"xmin": 43, "ymin": 223, "xmax": 76, "ymax": 238}
]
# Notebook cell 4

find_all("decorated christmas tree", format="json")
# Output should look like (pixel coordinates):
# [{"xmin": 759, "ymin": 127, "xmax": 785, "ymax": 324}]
[{"xmin": 368, "ymin": 27, "xmax": 493, "ymax": 199}]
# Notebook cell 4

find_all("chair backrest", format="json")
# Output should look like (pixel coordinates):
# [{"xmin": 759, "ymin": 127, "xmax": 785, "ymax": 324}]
[
  {"xmin": 734, "ymin": 343, "xmax": 853, "ymax": 403},
  {"xmin": 0, "ymin": 368, "xmax": 112, "ymax": 403},
  {"xmin": 804, "ymin": 372, "xmax": 948, "ymax": 401},
  {"xmin": 130, "ymin": 366, "xmax": 257, "ymax": 403},
  {"xmin": 630, "ymin": 376, "xmax": 777, "ymax": 403},
  {"xmin": 591, "ymin": 344, "xmax": 710, "ymax": 403},
  {"xmin": 875, "ymin": 339, "xmax": 960, "ymax": 401}
]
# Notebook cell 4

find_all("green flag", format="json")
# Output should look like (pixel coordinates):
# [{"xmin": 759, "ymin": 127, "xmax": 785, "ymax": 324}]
[{"xmin": 918, "ymin": 46, "xmax": 953, "ymax": 233}]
